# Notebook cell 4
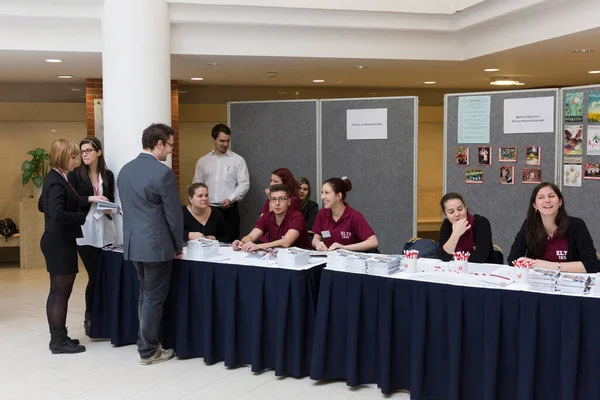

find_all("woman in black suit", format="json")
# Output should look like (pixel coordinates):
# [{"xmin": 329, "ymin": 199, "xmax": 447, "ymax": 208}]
[
  {"xmin": 296, "ymin": 177, "xmax": 319, "ymax": 231},
  {"xmin": 67, "ymin": 137, "xmax": 114, "ymax": 336},
  {"xmin": 38, "ymin": 139, "xmax": 87, "ymax": 354},
  {"xmin": 183, "ymin": 183, "xmax": 228, "ymax": 242}
]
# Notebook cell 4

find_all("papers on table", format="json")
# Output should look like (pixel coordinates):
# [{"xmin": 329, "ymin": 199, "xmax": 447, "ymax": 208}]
[
  {"xmin": 309, "ymin": 251, "xmax": 329, "ymax": 257},
  {"xmin": 366, "ymin": 254, "xmax": 401, "ymax": 275},
  {"xmin": 327, "ymin": 250, "xmax": 401, "ymax": 275},
  {"xmin": 246, "ymin": 250, "xmax": 277, "ymax": 262},
  {"xmin": 528, "ymin": 268, "xmax": 560, "ymax": 292},
  {"xmin": 277, "ymin": 247, "xmax": 311, "ymax": 268},
  {"xmin": 97, "ymin": 200, "xmax": 120, "ymax": 213},
  {"xmin": 557, "ymin": 273, "xmax": 591, "ymax": 294},
  {"xmin": 186, "ymin": 238, "xmax": 220, "ymax": 260}
]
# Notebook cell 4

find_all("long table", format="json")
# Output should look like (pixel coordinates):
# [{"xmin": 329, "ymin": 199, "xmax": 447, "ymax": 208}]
[
  {"xmin": 310, "ymin": 264, "xmax": 600, "ymax": 400},
  {"xmin": 91, "ymin": 248, "xmax": 325, "ymax": 377}
]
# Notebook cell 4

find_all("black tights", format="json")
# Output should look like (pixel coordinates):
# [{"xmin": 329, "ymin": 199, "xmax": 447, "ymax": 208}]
[
  {"xmin": 46, "ymin": 273, "xmax": 76, "ymax": 330},
  {"xmin": 77, "ymin": 245, "xmax": 102, "ymax": 313}
]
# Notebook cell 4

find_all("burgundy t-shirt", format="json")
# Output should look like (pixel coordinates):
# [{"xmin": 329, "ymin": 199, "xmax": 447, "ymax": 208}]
[
  {"xmin": 255, "ymin": 208, "xmax": 311, "ymax": 249},
  {"xmin": 312, "ymin": 204, "xmax": 375, "ymax": 247},
  {"xmin": 542, "ymin": 233, "xmax": 569, "ymax": 262},
  {"xmin": 455, "ymin": 213, "xmax": 476, "ymax": 253}
]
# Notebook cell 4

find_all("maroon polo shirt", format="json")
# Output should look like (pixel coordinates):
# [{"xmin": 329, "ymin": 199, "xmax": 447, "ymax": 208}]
[
  {"xmin": 455, "ymin": 213, "xmax": 476, "ymax": 253},
  {"xmin": 312, "ymin": 204, "xmax": 375, "ymax": 247},
  {"xmin": 255, "ymin": 208, "xmax": 311, "ymax": 249},
  {"xmin": 542, "ymin": 232, "xmax": 569, "ymax": 262},
  {"xmin": 260, "ymin": 195, "xmax": 301, "ymax": 215}
]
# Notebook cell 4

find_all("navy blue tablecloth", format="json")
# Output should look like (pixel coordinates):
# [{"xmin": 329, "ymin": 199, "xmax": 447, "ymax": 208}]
[
  {"xmin": 310, "ymin": 269, "xmax": 600, "ymax": 399},
  {"xmin": 92, "ymin": 250, "xmax": 324, "ymax": 377}
]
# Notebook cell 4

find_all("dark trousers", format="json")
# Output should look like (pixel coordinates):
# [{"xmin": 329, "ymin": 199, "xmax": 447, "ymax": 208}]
[
  {"xmin": 77, "ymin": 245, "xmax": 102, "ymax": 313},
  {"xmin": 133, "ymin": 260, "xmax": 173, "ymax": 359},
  {"xmin": 219, "ymin": 202, "xmax": 240, "ymax": 242}
]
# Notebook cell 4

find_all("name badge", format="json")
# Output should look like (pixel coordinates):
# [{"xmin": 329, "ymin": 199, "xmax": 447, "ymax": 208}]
[{"xmin": 322, "ymin": 230, "xmax": 331, "ymax": 238}]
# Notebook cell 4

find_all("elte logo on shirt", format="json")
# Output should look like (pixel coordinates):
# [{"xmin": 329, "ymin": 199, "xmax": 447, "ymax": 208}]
[
  {"xmin": 556, "ymin": 250, "xmax": 568, "ymax": 261},
  {"xmin": 341, "ymin": 231, "xmax": 352, "ymax": 240}
]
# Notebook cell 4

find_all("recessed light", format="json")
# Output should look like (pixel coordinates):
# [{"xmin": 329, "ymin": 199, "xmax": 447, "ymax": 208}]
[
  {"xmin": 51, "ymin": 129, "xmax": 56, "ymax": 132},
  {"xmin": 352, "ymin": 65, "xmax": 367, "ymax": 69},
  {"xmin": 424, "ymin": 81, "xmax": 436, "ymax": 84},
  {"xmin": 45, "ymin": 59, "xmax": 63, "ymax": 63},
  {"xmin": 70, "ymin": 88, "xmax": 81, "ymax": 92},
  {"xmin": 484, "ymin": 68, "xmax": 500, "ymax": 72},
  {"xmin": 573, "ymin": 49, "xmax": 593, "ymax": 53},
  {"xmin": 589, "ymin": 70, "xmax": 600, "ymax": 74},
  {"xmin": 57, "ymin": 75, "xmax": 72, "ymax": 79},
  {"xmin": 206, "ymin": 62, "xmax": 219, "ymax": 66},
  {"xmin": 515, "ymin": 82, "xmax": 526, "ymax": 86},
  {"xmin": 312, "ymin": 79, "xmax": 325, "ymax": 83},
  {"xmin": 295, "ymin": 92, "xmax": 299, "ymax": 95},
  {"xmin": 490, "ymin": 77, "xmax": 521, "ymax": 85},
  {"xmin": 190, "ymin": 77, "xmax": 204, "ymax": 81}
]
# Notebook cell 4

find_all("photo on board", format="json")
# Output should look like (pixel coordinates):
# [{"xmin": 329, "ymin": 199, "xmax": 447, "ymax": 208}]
[
  {"xmin": 498, "ymin": 146, "xmax": 517, "ymax": 162},
  {"xmin": 522, "ymin": 168, "xmax": 542, "ymax": 184},
  {"xmin": 500, "ymin": 166, "xmax": 515, "ymax": 185}
]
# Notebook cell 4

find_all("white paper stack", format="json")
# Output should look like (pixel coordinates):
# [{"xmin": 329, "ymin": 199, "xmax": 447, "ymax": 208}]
[
  {"xmin": 97, "ymin": 200, "xmax": 120, "ymax": 213},
  {"xmin": 528, "ymin": 268, "xmax": 560, "ymax": 292},
  {"xmin": 365, "ymin": 254, "xmax": 401, "ymax": 275},
  {"xmin": 277, "ymin": 247, "xmax": 311, "ymax": 268},
  {"xmin": 186, "ymin": 238, "xmax": 220, "ymax": 260},
  {"xmin": 557, "ymin": 273, "xmax": 591, "ymax": 294},
  {"xmin": 326, "ymin": 249, "xmax": 355, "ymax": 269}
]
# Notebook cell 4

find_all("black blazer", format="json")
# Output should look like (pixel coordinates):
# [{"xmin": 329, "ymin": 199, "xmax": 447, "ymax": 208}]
[
  {"xmin": 301, "ymin": 200, "xmax": 319, "ymax": 231},
  {"xmin": 67, "ymin": 167, "xmax": 115, "ymax": 215},
  {"xmin": 38, "ymin": 169, "xmax": 86, "ymax": 238}
]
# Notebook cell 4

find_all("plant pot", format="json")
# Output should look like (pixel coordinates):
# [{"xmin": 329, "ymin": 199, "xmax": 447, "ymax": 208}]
[{"xmin": 33, "ymin": 185, "xmax": 42, "ymax": 199}]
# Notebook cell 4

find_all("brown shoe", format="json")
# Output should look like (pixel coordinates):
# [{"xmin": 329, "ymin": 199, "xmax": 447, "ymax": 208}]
[{"xmin": 140, "ymin": 345, "xmax": 175, "ymax": 365}]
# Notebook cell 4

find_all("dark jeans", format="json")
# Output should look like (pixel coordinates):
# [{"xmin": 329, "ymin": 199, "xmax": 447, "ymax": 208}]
[
  {"xmin": 133, "ymin": 260, "xmax": 173, "ymax": 359},
  {"xmin": 218, "ymin": 202, "xmax": 240, "ymax": 242},
  {"xmin": 77, "ymin": 245, "xmax": 102, "ymax": 313}
]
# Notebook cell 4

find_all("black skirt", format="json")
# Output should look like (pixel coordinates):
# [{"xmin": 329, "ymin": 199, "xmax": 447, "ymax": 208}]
[{"xmin": 40, "ymin": 232, "xmax": 79, "ymax": 275}]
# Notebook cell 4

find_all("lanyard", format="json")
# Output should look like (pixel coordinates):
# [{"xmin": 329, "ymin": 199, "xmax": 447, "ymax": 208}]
[{"xmin": 52, "ymin": 168, "xmax": 78, "ymax": 196}]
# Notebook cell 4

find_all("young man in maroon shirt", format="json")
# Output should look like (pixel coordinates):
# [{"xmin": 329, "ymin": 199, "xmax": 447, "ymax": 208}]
[{"xmin": 232, "ymin": 184, "xmax": 311, "ymax": 251}]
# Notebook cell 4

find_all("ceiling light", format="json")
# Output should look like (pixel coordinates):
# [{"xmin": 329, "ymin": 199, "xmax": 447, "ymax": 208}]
[
  {"xmin": 352, "ymin": 65, "xmax": 367, "ymax": 69},
  {"xmin": 70, "ymin": 88, "xmax": 81, "ymax": 92},
  {"xmin": 423, "ymin": 81, "xmax": 436, "ymax": 84},
  {"xmin": 589, "ymin": 70, "xmax": 600, "ymax": 74},
  {"xmin": 206, "ymin": 62, "xmax": 219, "ymax": 66},
  {"xmin": 484, "ymin": 68, "xmax": 499, "ymax": 72},
  {"xmin": 490, "ymin": 77, "xmax": 521, "ymax": 85},
  {"xmin": 51, "ymin": 129, "xmax": 56, "ymax": 132},
  {"xmin": 312, "ymin": 79, "xmax": 325, "ymax": 83},
  {"xmin": 57, "ymin": 75, "xmax": 72, "ymax": 79},
  {"xmin": 190, "ymin": 77, "xmax": 204, "ymax": 81},
  {"xmin": 45, "ymin": 59, "xmax": 63, "ymax": 63},
  {"xmin": 515, "ymin": 82, "xmax": 526, "ymax": 86},
  {"xmin": 573, "ymin": 49, "xmax": 593, "ymax": 53}
]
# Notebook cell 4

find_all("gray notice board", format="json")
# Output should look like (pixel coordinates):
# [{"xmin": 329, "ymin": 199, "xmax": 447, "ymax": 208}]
[
  {"xmin": 444, "ymin": 89, "xmax": 559, "ymax": 259},
  {"xmin": 228, "ymin": 100, "xmax": 318, "ymax": 236},
  {"xmin": 560, "ymin": 85, "xmax": 600, "ymax": 246},
  {"xmin": 321, "ymin": 97, "xmax": 418, "ymax": 254}
]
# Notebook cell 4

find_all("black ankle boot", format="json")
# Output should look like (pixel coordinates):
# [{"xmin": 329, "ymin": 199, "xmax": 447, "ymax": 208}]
[
  {"xmin": 84, "ymin": 311, "xmax": 91, "ymax": 337},
  {"xmin": 49, "ymin": 328, "xmax": 86, "ymax": 354},
  {"xmin": 65, "ymin": 327, "xmax": 80, "ymax": 345}
]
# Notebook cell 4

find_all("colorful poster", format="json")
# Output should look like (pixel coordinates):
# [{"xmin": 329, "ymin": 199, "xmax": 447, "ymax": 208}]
[
  {"xmin": 498, "ymin": 146, "xmax": 517, "ymax": 162},
  {"xmin": 457, "ymin": 96, "xmax": 491, "ymax": 143},
  {"xmin": 466, "ymin": 169, "xmax": 484, "ymax": 184},
  {"xmin": 456, "ymin": 146, "xmax": 469, "ymax": 165},
  {"xmin": 525, "ymin": 146, "xmax": 541, "ymax": 166},
  {"xmin": 504, "ymin": 97, "xmax": 554, "ymax": 134},
  {"xmin": 588, "ymin": 92, "xmax": 600, "ymax": 124},
  {"xmin": 564, "ymin": 164, "xmax": 582, "ymax": 187},
  {"xmin": 584, "ymin": 163, "xmax": 600, "ymax": 180},
  {"xmin": 522, "ymin": 168, "xmax": 542, "ymax": 184},
  {"xmin": 564, "ymin": 125, "xmax": 583, "ymax": 155},
  {"xmin": 500, "ymin": 166, "xmax": 514, "ymax": 185},
  {"xmin": 565, "ymin": 92, "xmax": 584, "ymax": 123},
  {"xmin": 587, "ymin": 125, "xmax": 600, "ymax": 155}
]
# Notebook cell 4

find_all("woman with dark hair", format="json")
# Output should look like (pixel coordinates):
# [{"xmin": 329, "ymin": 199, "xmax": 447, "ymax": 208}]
[
  {"xmin": 259, "ymin": 168, "xmax": 302, "ymax": 215},
  {"xmin": 296, "ymin": 176, "xmax": 318, "ymax": 231},
  {"xmin": 67, "ymin": 137, "xmax": 115, "ymax": 336},
  {"xmin": 438, "ymin": 192, "xmax": 496, "ymax": 263},
  {"xmin": 312, "ymin": 177, "xmax": 378, "ymax": 252},
  {"xmin": 183, "ymin": 182, "xmax": 228, "ymax": 242},
  {"xmin": 508, "ymin": 182, "xmax": 598, "ymax": 272},
  {"xmin": 39, "ymin": 139, "xmax": 87, "ymax": 354}
]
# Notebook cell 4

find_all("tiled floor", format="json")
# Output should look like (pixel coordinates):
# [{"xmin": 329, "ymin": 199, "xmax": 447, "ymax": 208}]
[{"xmin": 0, "ymin": 265, "xmax": 410, "ymax": 400}]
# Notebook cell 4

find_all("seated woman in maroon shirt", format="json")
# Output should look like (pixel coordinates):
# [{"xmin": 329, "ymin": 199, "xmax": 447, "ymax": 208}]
[
  {"xmin": 259, "ymin": 168, "xmax": 302, "ymax": 216},
  {"xmin": 233, "ymin": 184, "xmax": 310, "ymax": 251},
  {"xmin": 508, "ymin": 182, "xmax": 599, "ymax": 273},
  {"xmin": 312, "ymin": 177, "xmax": 378, "ymax": 252},
  {"xmin": 438, "ymin": 192, "xmax": 496, "ymax": 263}
]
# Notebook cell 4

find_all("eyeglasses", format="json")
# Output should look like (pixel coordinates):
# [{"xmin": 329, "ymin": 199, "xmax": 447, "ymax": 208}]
[
  {"xmin": 270, "ymin": 197, "xmax": 288, "ymax": 203},
  {"xmin": 81, "ymin": 148, "xmax": 97, "ymax": 155},
  {"xmin": 164, "ymin": 141, "xmax": 174, "ymax": 148}
]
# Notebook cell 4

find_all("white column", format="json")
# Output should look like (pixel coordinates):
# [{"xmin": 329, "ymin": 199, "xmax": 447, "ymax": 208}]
[{"xmin": 102, "ymin": 0, "xmax": 171, "ymax": 243}]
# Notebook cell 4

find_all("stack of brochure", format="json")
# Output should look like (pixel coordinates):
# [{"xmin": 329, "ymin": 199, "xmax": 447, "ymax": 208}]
[
  {"xmin": 97, "ymin": 200, "xmax": 120, "ymax": 213},
  {"xmin": 528, "ymin": 268, "xmax": 560, "ymax": 292},
  {"xmin": 327, "ymin": 250, "xmax": 367, "ymax": 272},
  {"xmin": 277, "ymin": 247, "xmax": 311, "ymax": 268},
  {"xmin": 365, "ymin": 254, "xmax": 401, "ymax": 275},
  {"xmin": 186, "ymin": 238, "xmax": 220, "ymax": 260},
  {"xmin": 557, "ymin": 273, "xmax": 591, "ymax": 294}
]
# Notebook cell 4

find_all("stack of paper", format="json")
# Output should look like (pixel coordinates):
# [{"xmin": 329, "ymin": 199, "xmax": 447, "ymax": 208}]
[
  {"xmin": 186, "ymin": 238, "xmax": 220, "ymax": 260},
  {"xmin": 345, "ymin": 252, "xmax": 370, "ymax": 273},
  {"xmin": 365, "ymin": 254, "xmax": 401, "ymax": 275},
  {"xmin": 246, "ymin": 250, "xmax": 277, "ymax": 261},
  {"xmin": 277, "ymin": 247, "xmax": 311, "ymax": 268},
  {"xmin": 528, "ymin": 268, "xmax": 560, "ymax": 292},
  {"xmin": 557, "ymin": 273, "xmax": 591, "ymax": 294},
  {"xmin": 327, "ymin": 249, "xmax": 355, "ymax": 269},
  {"xmin": 97, "ymin": 200, "xmax": 120, "ymax": 213}
]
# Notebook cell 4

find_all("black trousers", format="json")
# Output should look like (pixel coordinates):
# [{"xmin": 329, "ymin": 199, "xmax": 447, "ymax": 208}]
[
  {"xmin": 218, "ymin": 202, "xmax": 240, "ymax": 242},
  {"xmin": 76, "ymin": 245, "xmax": 102, "ymax": 313}
]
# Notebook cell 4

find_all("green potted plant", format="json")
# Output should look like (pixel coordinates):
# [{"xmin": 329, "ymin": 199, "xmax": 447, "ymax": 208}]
[{"xmin": 21, "ymin": 148, "xmax": 49, "ymax": 198}]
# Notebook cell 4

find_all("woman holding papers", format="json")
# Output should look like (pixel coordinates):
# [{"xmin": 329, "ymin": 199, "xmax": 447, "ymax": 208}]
[
  {"xmin": 296, "ymin": 177, "xmax": 319, "ymax": 231},
  {"xmin": 67, "ymin": 137, "xmax": 116, "ymax": 336},
  {"xmin": 183, "ymin": 183, "xmax": 229, "ymax": 242},
  {"xmin": 438, "ymin": 192, "xmax": 496, "ymax": 263},
  {"xmin": 508, "ymin": 182, "xmax": 599, "ymax": 273},
  {"xmin": 312, "ymin": 177, "xmax": 378, "ymax": 252}
]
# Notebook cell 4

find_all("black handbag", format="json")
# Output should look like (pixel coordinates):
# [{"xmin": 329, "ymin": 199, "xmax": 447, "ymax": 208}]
[{"xmin": 0, "ymin": 218, "xmax": 19, "ymax": 241}]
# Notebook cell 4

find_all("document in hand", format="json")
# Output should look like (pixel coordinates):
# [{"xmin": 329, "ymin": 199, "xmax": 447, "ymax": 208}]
[{"xmin": 97, "ymin": 200, "xmax": 120, "ymax": 213}]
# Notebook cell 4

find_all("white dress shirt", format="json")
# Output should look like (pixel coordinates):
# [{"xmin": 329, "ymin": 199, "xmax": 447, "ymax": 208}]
[
  {"xmin": 76, "ymin": 173, "xmax": 117, "ymax": 247},
  {"xmin": 193, "ymin": 149, "xmax": 250, "ymax": 204}
]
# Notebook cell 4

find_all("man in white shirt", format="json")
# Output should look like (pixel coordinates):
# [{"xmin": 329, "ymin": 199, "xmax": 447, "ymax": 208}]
[{"xmin": 193, "ymin": 124, "xmax": 250, "ymax": 242}]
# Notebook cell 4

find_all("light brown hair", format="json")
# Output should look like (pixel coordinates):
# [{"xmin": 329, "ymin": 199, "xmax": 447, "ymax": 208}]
[{"xmin": 49, "ymin": 139, "xmax": 80, "ymax": 170}]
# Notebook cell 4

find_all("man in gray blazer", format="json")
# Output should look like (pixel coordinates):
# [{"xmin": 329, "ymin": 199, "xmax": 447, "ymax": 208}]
[{"xmin": 117, "ymin": 123, "xmax": 183, "ymax": 365}]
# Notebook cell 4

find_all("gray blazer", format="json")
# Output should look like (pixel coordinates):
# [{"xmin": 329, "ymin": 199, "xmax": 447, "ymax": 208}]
[{"xmin": 117, "ymin": 152, "xmax": 183, "ymax": 262}]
